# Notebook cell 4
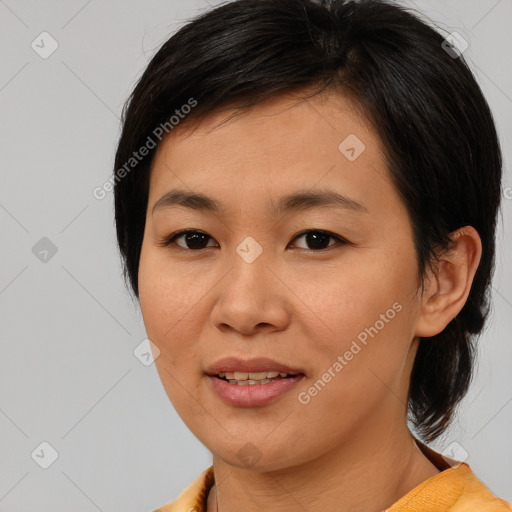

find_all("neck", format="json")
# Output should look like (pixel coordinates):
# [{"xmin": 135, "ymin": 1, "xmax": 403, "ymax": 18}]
[{"xmin": 207, "ymin": 421, "xmax": 440, "ymax": 512}]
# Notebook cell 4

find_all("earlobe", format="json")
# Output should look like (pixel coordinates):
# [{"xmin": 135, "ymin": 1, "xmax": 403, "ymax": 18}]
[{"xmin": 413, "ymin": 226, "xmax": 482, "ymax": 338}]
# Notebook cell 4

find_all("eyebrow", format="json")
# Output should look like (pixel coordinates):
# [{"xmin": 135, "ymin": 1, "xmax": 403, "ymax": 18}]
[{"xmin": 151, "ymin": 188, "xmax": 369, "ymax": 216}]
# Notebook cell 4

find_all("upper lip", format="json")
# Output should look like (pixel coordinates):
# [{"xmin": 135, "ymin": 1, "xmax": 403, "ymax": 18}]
[{"xmin": 205, "ymin": 357, "xmax": 305, "ymax": 376}]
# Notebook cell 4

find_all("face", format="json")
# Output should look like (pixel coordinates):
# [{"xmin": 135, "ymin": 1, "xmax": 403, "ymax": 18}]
[{"xmin": 138, "ymin": 90, "xmax": 425, "ymax": 470}]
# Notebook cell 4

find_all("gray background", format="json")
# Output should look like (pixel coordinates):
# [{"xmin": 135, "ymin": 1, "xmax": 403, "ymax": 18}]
[{"xmin": 0, "ymin": 0, "xmax": 511, "ymax": 510}]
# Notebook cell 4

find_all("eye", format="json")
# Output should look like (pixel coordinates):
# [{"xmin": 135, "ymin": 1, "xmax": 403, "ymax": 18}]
[
  {"xmin": 158, "ymin": 229, "xmax": 348, "ymax": 252},
  {"xmin": 158, "ymin": 230, "xmax": 217, "ymax": 250},
  {"xmin": 289, "ymin": 229, "xmax": 347, "ymax": 251}
]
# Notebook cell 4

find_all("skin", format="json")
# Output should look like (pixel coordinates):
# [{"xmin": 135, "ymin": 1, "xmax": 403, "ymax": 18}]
[{"xmin": 138, "ymin": 89, "xmax": 482, "ymax": 512}]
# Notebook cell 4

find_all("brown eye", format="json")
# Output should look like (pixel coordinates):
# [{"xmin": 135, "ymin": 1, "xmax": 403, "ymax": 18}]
[
  {"xmin": 158, "ymin": 228, "xmax": 348, "ymax": 252},
  {"xmin": 290, "ymin": 230, "xmax": 346, "ymax": 251},
  {"xmin": 159, "ymin": 230, "xmax": 217, "ymax": 250}
]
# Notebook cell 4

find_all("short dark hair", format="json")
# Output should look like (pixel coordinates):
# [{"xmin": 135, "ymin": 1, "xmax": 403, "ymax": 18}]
[{"xmin": 113, "ymin": 0, "xmax": 503, "ymax": 443}]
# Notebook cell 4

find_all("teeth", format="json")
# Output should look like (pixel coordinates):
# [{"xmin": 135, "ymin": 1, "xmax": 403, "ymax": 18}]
[
  {"xmin": 229, "ymin": 379, "xmax": 273, "ymax": 385},
  {"xmin": 218, "ymin": 371, "xmax": 290, "ymax": 380}
]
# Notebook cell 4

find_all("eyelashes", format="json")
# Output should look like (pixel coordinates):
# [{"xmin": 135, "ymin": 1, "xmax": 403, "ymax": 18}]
[
  {"xmin": 158, "ymin": 230, "xmax": 216, "ymax": 251},
  {"xmin": 156, "ymin": 228, "xmax": 350, "ymax": 252}
]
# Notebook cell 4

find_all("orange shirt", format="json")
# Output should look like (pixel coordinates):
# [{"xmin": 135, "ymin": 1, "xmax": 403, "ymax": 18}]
[{"xmin": 152, "ymin": 445, "xmax": 511, "ymax": 512}]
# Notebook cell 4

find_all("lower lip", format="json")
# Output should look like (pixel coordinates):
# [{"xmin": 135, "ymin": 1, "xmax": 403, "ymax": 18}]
[{"xmin": 207, "ymin": 374, "xmax": 305, "ymax": 407}]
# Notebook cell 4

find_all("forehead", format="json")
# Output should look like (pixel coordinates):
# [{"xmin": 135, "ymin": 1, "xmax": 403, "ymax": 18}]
[
  {"xmin": 161, "ymin": 90, "xmax": 378, "ymax": 156},
  {"xmin": 147, "ymin": 91, "xmax": 391, "ymax": 214}
]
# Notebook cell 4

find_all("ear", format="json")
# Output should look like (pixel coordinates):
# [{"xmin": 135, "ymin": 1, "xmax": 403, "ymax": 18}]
[{"xmin": 413, "ymin": 226, "xmax": 482, "ymax": 338}]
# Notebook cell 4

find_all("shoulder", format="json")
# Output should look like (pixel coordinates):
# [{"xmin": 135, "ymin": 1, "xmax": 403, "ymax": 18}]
[
  {"xmin": 449, "ymin": 464, "xmax": 512, "ymax": 512},
  {"xmin": 151, "ymin": 466, "xmax": 215, "ymax": 512},
  {"xmin": 388, "ymin": 462, "xmax": 512, "ymax": 511}
]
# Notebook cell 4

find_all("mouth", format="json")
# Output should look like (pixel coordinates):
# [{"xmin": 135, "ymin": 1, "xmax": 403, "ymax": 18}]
[
  {"xmin": 205, "ymin": 356, "xmax": 306, "ymax": 378},
  {"xmin": 214, "ymin": 371, "xmax": 304, "ymax": 385},
  {"xmin": 207, "ymin": 372, "xmax": 306, "ymax": 406},
  {"xmin": 205, "ymin": 357, "xmax": 306, "ymax": 405}
]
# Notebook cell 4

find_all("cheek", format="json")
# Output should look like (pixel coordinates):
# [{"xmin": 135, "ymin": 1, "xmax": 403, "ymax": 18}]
[
  {"xmin": 294, "ymin": 291, "xmax": 414, "ymax": 437},
  {"xmin": 138, "ymin": 249, "xmax": 206, "ymax": 419},
  {"xmin": 294, "ymin": 247, "xmax": 418, "ymax": 392},
  {"xmin": 139, "ymin": 246, "xmax": 199, "ymax": 338},
  {"xmin": 295, "ymin": 249, "xmax": 412, "ymax": 337},
  {"xmin": 138, "ymin": 247, "xmax": 185, "ymax": 375},
  {"xmin": 138, "ymin": 245, "xmax": 211, "ymax": 380}
]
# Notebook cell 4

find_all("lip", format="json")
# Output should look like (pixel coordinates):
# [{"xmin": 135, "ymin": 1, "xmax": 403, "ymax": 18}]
[
  {"xmin": 204, "ymin": 356, "xmax": 305, "ymax": 376},
  {"xmin": 207, "ymin": 373, "xmax": 305, "ymax": 407}
]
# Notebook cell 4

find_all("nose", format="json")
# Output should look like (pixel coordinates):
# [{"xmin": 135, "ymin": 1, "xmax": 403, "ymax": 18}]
[{"xmin": 209, "ymin": 249, "xmax": 292, "ymax": 336}]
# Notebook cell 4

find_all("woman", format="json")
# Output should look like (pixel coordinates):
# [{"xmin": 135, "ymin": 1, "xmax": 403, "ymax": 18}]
[{"xmin": 113, "ymin": 0, "xmax": 511, "ymax": 510}]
